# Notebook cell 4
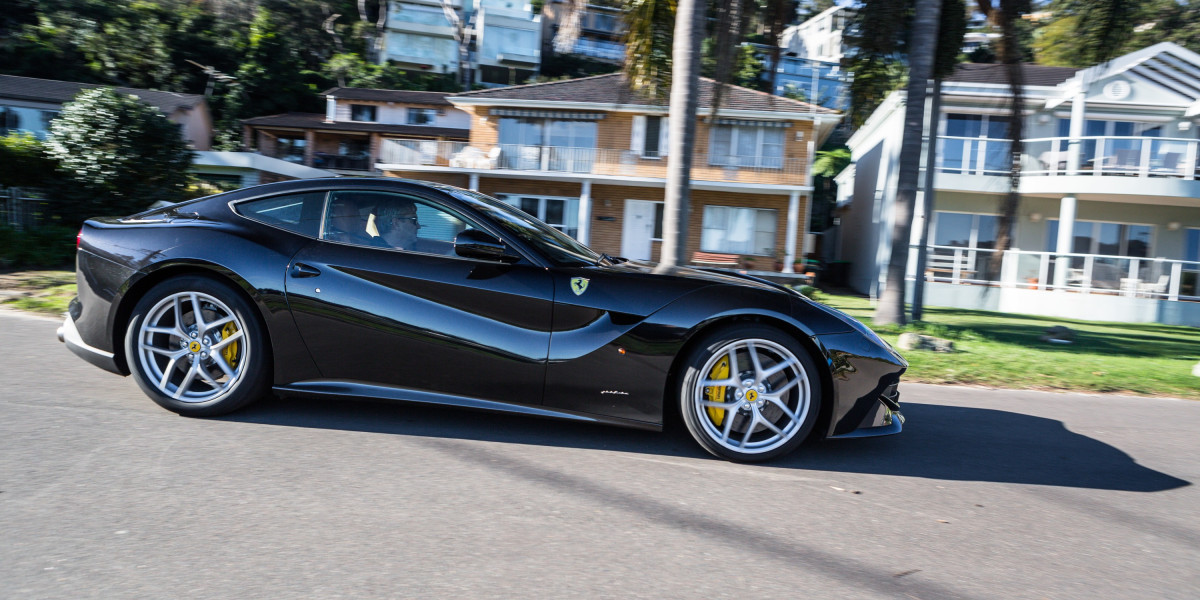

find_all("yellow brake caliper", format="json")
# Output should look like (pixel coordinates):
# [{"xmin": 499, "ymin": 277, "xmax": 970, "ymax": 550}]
[
  {"xmin": 221, "ymin": 322, "xmax": 239, "ymax": 368},
  {"xmin": 704, "ymin": 356, "xmax": 730, "ymax": 427}
]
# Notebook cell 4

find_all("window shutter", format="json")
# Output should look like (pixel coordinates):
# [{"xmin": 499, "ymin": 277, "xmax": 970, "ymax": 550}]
[
  {"xmin": 631, "ymin": 115, "xmax": 646, "ymax": 155},
  {"xmin": 658, "ymin": 117, "xmax": 669, "ymax": 157}
]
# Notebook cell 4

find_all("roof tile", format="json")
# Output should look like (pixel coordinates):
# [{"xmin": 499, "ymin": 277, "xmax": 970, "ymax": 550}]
[
  {"xmin": 452, "ymin": 73, "xmax": 838, "ymax": 114},
  {"xmin": 0, "ymin": 74, "xmax": 204, "ymax": 114}
]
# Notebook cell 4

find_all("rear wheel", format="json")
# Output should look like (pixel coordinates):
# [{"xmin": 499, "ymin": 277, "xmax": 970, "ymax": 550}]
[
  {"xmin": 679, "ymin": 325, "xmax": 821, "ymax": 462},
  {"xmin": 124, "ymin": 276, "xmax": 270, "ymax": 416}
]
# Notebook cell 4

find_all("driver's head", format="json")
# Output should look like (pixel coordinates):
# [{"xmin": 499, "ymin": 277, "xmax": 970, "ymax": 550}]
[{"xmin": 377, "ymin": 199, "xmax": 421, "ymax": 248}]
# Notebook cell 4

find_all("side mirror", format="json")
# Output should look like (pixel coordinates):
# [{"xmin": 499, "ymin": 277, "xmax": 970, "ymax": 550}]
[{"xmin": 454, "ymin": 229, "xmax": 520, "ymax": 263}]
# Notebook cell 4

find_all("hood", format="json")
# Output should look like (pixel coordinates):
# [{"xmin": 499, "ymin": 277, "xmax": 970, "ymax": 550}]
[{"xmin": 608, "ymin": 259, "xmax": 795, "ymax": 294}]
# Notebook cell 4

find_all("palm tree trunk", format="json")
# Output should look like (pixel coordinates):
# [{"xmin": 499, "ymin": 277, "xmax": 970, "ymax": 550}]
[
  {"xmin": 874, "ymin": 0, "xmax": 943, "ymax": 326},
  {"xmin": 986, "ymin": 1, "xmax": 1024, "ymax": 282},
  {"xmin": 654, "ymin": 0, "xmax": 703, "ymax": 273},
  {"xmin": 912, "ymin": 77, "xmax": 943, "ymax": 322}
]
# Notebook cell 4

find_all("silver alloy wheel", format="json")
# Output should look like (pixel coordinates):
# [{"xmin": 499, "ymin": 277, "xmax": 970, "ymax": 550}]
[
  {"xmin": 135, "ymin": 291, "xmax": 249, "ymax": 403},
  {"xmin": 693, "ymin": 338, "xmax": 811, "ymax": 455}
]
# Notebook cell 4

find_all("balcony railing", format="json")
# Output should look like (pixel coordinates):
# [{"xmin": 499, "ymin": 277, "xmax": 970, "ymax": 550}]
[
  {"xmin": 936, "ymin": 135, "xmax": 1200, "ymax": 179},
  {"xmin": 377, "ymin": 138, "xmax": 808, "ymax": 185},
  {"xmin": 914, "ymin": 244, "xmax": 1200, "ymax": 301},
  {"xmin": 572, "ymin": 38, "xmax": 625, "ymax": 61}
]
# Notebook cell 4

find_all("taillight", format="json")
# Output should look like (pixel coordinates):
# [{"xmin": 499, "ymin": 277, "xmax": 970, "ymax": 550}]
[{"xmin": 77, "ymin": 228, "xmax": 83, "ymax": 249}]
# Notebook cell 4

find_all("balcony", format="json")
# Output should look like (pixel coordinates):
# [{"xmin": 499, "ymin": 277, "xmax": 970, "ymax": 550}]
[
  {"xmin": 909, "ymin": 245, "xmax": 1200, "ymax": 325},
  {"xmin": 939, "ymin": 135, "xmax": 1200, "ymax": 178},
  {"xmin": 935, "ymin": 135, "xmax": 1200, "ymax": 200},
  {"xmin": 377, "ymin": 138, "xmax": 808, "ymax": 186},
  {"xmin": 572, "ymin": 38, "xmax": 625, "ymax": 62}
]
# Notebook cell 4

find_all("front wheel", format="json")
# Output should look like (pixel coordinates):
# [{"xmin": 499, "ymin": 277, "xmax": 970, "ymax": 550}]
[
  {"xmin": 678, "ymin": 325, "xmax": 822, "ymax": 462},
  {"xmin": 124, "ymin": 276, "xmax": 271, "ymax": 416}
]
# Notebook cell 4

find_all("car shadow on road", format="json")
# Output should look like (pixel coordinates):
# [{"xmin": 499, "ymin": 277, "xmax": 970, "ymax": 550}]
[{"xmin": 226, "ymin": 396, "xmax": 1190, "ymax": 493}]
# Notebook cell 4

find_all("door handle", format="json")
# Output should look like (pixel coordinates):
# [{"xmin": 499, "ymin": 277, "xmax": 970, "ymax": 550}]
[{"xmin": 290, "ymin": 262, "xmax": 321, "ymax": 278}]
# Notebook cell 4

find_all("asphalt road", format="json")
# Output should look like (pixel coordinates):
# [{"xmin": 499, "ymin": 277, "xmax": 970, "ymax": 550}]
[{"xmin": 2, "ymin": 308, "xmax": 1198, "ymax": 599}]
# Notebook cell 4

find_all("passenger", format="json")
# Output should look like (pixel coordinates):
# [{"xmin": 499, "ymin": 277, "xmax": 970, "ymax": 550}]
[
  {"xmin": 326, "ymin": 194, "xmax": 385, "ymax": 247},
  {"xmin": 377, "ymin": 199, "xmax": 422, "ymax": 251}
]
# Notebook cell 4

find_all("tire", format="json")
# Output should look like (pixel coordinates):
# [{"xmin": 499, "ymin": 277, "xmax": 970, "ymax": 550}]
[
  {"xmin": 678, "ymin": 324, "xmax": 822, "ymax": 462},
  {"xmin": 124, "ymin": 275, "xmax": 271, "ymax": 417}
]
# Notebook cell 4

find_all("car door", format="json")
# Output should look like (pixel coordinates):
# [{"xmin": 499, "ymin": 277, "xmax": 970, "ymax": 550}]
[{"xmin": 284, "ymin": 188, "xmax": 554, "ymax": 406}]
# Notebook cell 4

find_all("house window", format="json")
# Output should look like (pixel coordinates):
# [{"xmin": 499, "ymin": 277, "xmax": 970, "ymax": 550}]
[
  {"xmin": 498, "ymin": 117, "xmax": 597, "ymax": 172},
  {"xmin": 1054, "ymin": 119, "xmax": 1164, "ymax": 169},
  {"xmin": 0, "ymin": 105, "xmax": 57, "ymax": 138},
  {"xmin": 940, "ymin": 114, "xmax": 1008, "ymax": 174},
  {"xmin": 930, "ymin": 211, "xmax": 998, "ymax": 278},
  {"xmin": 338, "ymin": 139, "xmax": 368, "ymax": 156},
  {"xmin": 700, "ymin": 206, "xmax": 776, "ymax": 255},
  {"xmin": 932, "ymin": 212, "xmax": 998, "ymax": 251},
  {"xmin": 709, "ymin": 125, "xmax": 784, "ymax": 168},
  {"xmin": 652, "ymin": 202, "xmax": 664, "ymax": 240},
  {"xmin": 1184, "ymin": 228, "xmax": 1200, "ymax": 297},
  {"xmin": 632, "ymin": 116, "xmax": 666, "ymax": 158},
  {"xmin": 497, "ymin": 194, "xmax": 580, "ymax": 239},
  {"xmin": 1045, "ymin": 220, "xmax": 1153, "ymax": 257},
  {"xmin": 350, "ymin": 104, "xmax": 377, "ymax": 122},
  {"xmin": 407, "ymin": 108, "xmax": 437, "ymax": 125},
  {"xmin": 276, "ymin": 136, "xmax": 307, "ymax": 162}
]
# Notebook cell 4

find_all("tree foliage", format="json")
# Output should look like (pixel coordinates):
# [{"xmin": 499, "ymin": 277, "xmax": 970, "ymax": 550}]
[
  {"xmin": 623, "ymin": 0, "xmax": 677, "ymax": 99},
  {"xmin": 47, "ymin": 88, "xmax": 193, "ymax": 221},
  {"xmin": 844, "ymin": 0, "xmax": 967, "ymax": 128},
  {"xmin": 1033, "ymin": 0, "xmax": 1200, "ymax": 67},
  {"xmin": 0, "ymin": 1, "xmax": 386, "ymax": 133},
  {"xmin": 0, "ymin": 132, "xmax": 57, "ymax": 188}
]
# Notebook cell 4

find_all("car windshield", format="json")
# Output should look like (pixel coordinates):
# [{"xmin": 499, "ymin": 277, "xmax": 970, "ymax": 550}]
[{"xmin": 450, "ymin": 189, "xmax": 602, "ymax": 267}]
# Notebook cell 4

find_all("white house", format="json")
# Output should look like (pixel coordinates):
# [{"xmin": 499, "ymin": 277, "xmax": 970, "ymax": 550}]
[
  {"xmin": 380, "ymin": 0, "xmax": 542, "ymax": 88},
  {"xmin": 841, "ymin": 43, "xmax": 1200, "ymax": 326}
]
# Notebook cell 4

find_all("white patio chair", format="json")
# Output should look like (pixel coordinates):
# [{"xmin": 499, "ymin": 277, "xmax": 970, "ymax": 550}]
[{"xmin": 1138, "ymin": 275, "xmax": 1170, "ymax": 296}]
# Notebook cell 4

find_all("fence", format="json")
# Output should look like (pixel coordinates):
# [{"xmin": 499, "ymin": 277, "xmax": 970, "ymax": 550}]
[
  {"xmin": 1, "ymin": 186, "xmax": 63, "ymax": 230},
  {"xmin": 915, "ymin": 244, "xmax": 1200, "ymax": 302}
]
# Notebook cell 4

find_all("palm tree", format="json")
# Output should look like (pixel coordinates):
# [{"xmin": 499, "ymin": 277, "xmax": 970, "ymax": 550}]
[
  {"xmin": 912, "ymin": 0, "xmax": 967, "ymax": 321},
  {"xmin": 654, "ymin": 0, "xmax": 704, "ymax": 273},
  {"xmin": 874, "ymin": 0, "xmax": 944, "ymax": 326}
]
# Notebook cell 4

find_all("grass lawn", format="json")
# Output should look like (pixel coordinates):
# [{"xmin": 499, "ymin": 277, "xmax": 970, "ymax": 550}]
[
  {"xmin": 816, "ymin": 291, "xmax": 1200, "ymax": 401},
  {"xmin": 0, "ymin": 270, "xmax": 75, "ymax": 315}
]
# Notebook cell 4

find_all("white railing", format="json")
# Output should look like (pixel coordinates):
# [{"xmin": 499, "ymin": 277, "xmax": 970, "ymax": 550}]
[
  {"xmin": 913, "ymin": 244, "xmax": 1200, "ymax": 301},
  {"xmin": 936, "ymin": 135, "xmax": 1200, "ymax": 179},
  {"xmin": 377, "ymin": 138, "xmax": 809, "ymax": 184}
]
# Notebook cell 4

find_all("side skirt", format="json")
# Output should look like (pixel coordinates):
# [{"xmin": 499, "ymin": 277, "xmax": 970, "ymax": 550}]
[{"xmin": 273, "ymin": 380, "xmax": 663, "ymax": 432}]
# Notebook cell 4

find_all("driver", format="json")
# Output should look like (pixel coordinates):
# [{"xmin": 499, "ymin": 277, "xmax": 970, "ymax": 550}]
[{"xmin": 377, "ymin": 199, "xmax": 422, "ymax": 250}]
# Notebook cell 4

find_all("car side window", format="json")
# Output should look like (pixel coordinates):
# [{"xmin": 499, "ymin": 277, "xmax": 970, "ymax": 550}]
[
  {"xmin": 322, "ymin": 190, "xmax": 478, "ymax": 255},
  {"xmin": 235, "ymin": 191, "xmax": 325, "ymax": 237}
]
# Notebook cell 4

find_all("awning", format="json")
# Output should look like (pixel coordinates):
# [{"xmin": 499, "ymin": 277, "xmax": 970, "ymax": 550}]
[
  {"xmin": 709, "ymin": 118, "xmax": 792, "ymax": 128},
  {"xmin": 490, "ymin": 109, "xmax": 606, "ymax": 120}
]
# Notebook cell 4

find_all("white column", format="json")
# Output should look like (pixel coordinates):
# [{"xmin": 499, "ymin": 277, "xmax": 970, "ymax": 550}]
[
  {"xmin": 1066, "ymin": 90, "xmax": 1086, "ymax": 174},
  {"xmin": 468, "ymin": 173, "xmax": 479, "ymax": 191},
  {"xmin": 1053, "ymin": 195, "xmax": 1077, "ymax": 288},
  {"xmin": 578, "ymin": 179, "xmax": 592, "ymax": 246},
  {"xmin": 325, "ymin": 96, "xmax": 336, "ymax": 123},
  {"xmin": 783, "ymin": 190, "xmax": 800, "ymax": 273}
]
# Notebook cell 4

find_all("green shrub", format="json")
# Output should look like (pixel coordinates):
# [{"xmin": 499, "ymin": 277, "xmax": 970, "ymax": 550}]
[{"xmin": 0, "ymin": 225, "xmax": 77, "ymax": 269}]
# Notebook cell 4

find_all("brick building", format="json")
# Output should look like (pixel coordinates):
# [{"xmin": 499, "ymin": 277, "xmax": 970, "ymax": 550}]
[{"xmin": 377, "ymin": 73, "xmax": 840, "ymax": 272}]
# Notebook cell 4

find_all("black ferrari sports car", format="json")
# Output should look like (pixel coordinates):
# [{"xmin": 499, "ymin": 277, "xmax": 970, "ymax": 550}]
[{"xmin": 59, "ymin": 177, "xmax": 906, "ymax": 461}]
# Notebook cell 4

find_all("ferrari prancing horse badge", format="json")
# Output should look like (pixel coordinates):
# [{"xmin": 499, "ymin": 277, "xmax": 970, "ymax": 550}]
[{"xmin": 571, "ymin": 277, "xmax": 589, "ymax": 296}]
